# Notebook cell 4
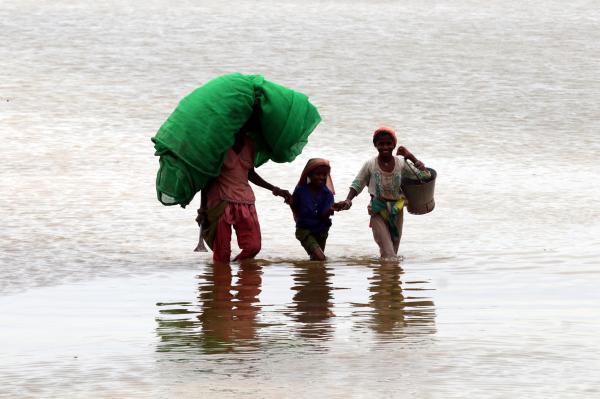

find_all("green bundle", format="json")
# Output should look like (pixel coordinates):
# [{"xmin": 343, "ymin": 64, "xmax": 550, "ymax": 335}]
[{"xmin": 152, "ymin": 73, "xmax": 321, "ymax": 207}]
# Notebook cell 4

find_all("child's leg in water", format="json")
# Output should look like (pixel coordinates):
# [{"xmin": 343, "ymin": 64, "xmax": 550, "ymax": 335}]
[
  {"xmin": 312, "ymin": 231, "xmax": 329, "ymax": 261},
  {"xmin": 310, "ymin": 247, "xmax": 326, "ymax": 261},
  {"xmin": 296, "ymin": 228, "xmax": 327, "ymax": 261},
  {"xmin": 370, "ymin": 214, "xmax": 396, "ymax": 258},
  {"xmin": 370, "ymin": 211, "xmax": 403, "ymax": 258}
]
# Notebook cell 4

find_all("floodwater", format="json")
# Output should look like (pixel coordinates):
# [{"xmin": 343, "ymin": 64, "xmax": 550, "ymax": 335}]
[{"xmin": 1, "ymin": 0, "xmax": 599, "ymax": 397}]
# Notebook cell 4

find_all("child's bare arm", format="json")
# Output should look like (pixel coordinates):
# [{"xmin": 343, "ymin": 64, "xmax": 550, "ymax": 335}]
[{"xmin": 397, "ymin": 146, "xmax": 426, "ymax": 170}]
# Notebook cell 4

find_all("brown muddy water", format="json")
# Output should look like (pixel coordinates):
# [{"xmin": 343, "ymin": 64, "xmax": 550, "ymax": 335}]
[{"xmin": 1, "ymin": 0, "xmax": 599, "ymax": 397}]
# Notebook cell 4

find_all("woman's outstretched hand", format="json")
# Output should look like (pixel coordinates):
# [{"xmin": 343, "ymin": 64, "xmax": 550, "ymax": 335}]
[{"xmin": 272, "ymin": 187, "xmax": 292, "ymax": 204}]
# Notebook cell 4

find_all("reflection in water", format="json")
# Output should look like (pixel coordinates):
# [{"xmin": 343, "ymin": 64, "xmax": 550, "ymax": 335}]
[
  {"xmin": 288, "ymin": 262, "xmax": 335, "ymax": 340},
  {"xmin": 156, "ymin": 261, "xmax": 263, "ymax": 354},
  {"xmin": 156, "ymin": 260, "xmax": 435, "ymax": 355},
  {"xmin": 356, "ymin": 260, "xmax": 436, "ymax": 338}
]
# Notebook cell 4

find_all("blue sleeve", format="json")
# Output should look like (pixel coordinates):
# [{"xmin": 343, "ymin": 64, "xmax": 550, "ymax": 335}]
[
  {"xmin": 326, "ymin": 190, "xmax": 334, "ymax": 209},
  {"xmin": 318, "ymin": 188, "xmax": 334, "ymax": 216}
]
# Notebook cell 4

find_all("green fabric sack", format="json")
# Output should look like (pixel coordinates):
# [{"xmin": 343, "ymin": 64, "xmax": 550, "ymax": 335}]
[
  {"xmin": 152, "ymin": 73, "xmax": 321, "ymax": 207},
  {"xmin": 251, "ymin": 78, "xmax": 321, "ymax": 166}
]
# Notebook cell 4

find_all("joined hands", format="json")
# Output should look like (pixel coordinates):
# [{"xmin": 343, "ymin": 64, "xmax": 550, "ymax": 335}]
[{"xmin": 272, "ymin": 187, "xmax": 292, "ymax": 204}]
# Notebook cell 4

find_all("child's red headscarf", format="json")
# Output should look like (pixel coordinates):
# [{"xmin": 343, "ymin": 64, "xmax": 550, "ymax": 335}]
[
  {"xmin": 373, "ymin": 126, "xmax": 397, "ymax": 146},
  {"xmin": 297, "ymin": 158, "xmax": 335, "ymax": 194}
]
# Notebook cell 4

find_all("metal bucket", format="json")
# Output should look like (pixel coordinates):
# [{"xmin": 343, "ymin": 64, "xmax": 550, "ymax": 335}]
[{"xmin": 401, "ymin": 167, "xmax": 437, "ymax": 215}]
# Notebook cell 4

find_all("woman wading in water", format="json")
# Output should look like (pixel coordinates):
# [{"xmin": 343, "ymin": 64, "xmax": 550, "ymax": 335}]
[{"xmin": 196, "ymin": 117, "xmax": 291, "ymax": 264}]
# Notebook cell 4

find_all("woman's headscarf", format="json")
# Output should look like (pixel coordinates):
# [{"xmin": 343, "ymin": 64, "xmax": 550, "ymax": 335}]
[
  {"xmin": 372, "ymin": 126, "xmax": 397, "ymax": 146},
  {"xmin": 297, "ymin": 158, "xmax": 335, "ymax": 194}
]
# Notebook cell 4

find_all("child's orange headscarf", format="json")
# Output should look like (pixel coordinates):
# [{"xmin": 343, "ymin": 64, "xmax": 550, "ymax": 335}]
[
  {"xmin": 373, "ymin": 126, "xmax": 397, "ymax": 146},
  {"xmin": 297, "ymin": 158, "xmax": 335, "ymax": 194}
]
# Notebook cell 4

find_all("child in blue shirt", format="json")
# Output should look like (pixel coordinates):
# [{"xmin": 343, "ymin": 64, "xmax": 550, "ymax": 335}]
[{"xmin": 291, "ymin": 158, "xmax": 344, "ymax": 260}]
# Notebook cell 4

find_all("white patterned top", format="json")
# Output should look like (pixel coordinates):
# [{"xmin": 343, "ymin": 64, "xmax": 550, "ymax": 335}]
[{"xmin": 350, "ymin": 156, "xmax": 418, "ymax": 200}]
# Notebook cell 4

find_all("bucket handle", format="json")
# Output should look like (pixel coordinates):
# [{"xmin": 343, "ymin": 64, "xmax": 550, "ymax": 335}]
[{"xmin": 404, "ymin": 158, "xmax": 424, "ymax": 184}]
